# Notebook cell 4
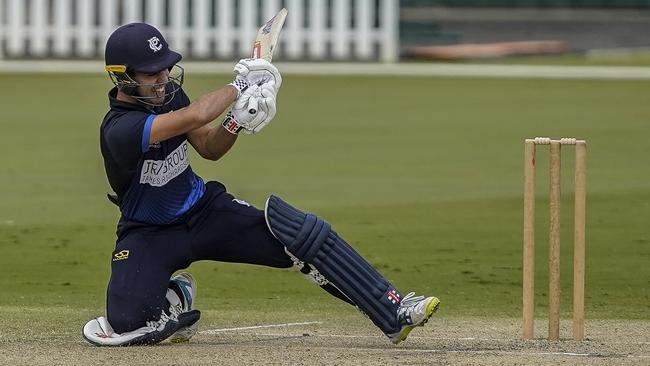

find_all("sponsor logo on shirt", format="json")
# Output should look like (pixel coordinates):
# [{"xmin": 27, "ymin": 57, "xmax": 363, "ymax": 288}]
[{"xmin": 140, "ymin": 141, "xmax": 189, "ymax": 187}]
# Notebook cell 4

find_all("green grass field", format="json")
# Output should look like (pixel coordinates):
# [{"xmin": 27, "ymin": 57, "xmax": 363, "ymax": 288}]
[{"xmin": 0, "ymin": 72, "xmax": 648, "ymax": 339}]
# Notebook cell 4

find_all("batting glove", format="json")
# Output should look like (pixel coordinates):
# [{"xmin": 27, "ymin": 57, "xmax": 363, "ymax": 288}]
[
  {"xmin": 242, "ymin": 82, "xmax": 277, "ymax": 134},
  {"xmin": 221, "ymin": 85, "xmax": 268, "ymax": 134},
  {"xmin": 234, "ymin": 58, "xmax": 282, "ymax": 92}
]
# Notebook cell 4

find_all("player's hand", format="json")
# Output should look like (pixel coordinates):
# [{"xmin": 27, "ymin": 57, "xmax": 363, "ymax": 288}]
[
  {"xmin": 233, "ymin": 58, "xmax": 282, "ymax": 92},
  {"xmin": 242, "ymin": 82, "xmax": 277, "ymax": 134},
  {"xmin": 221, "ymin": 85, "xmax": 269, "ymax": 134}
]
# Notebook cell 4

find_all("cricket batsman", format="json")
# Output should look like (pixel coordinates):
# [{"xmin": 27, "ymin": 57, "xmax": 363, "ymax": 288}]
[{"xmin": 83, "ymin": 22, "xmax": 440, "ymax": 347}]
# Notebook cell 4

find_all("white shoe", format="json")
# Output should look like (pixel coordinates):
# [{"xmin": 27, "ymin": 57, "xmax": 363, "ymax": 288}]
[
  {"xmin": 83, "ymin": 316, "xmax": 156, "ymax": 347},
  {"xmin": 386, "ymin": 292, "xmax": 440, "ymax": 345},
  {"xmin": 168, "ymin": 272, "xmax": 198, "ymax": 343},
  {"xmin": 82, "ymin": 275, "xmax": 200, "ymax": 347},
  {"xmin": 82, "ymin": 308, "xmax": 201, "ymax": 347}
]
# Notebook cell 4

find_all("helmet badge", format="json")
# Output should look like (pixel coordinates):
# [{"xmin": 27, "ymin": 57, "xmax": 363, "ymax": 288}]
[{"xmin": 147, "ymin": 37, "xmax": 162, "ymax": 52}]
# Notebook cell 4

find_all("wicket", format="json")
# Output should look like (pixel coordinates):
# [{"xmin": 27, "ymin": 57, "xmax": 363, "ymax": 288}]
[{"xmin": 522, "ymin": 137, "xmax": 587, "ymax": 341}]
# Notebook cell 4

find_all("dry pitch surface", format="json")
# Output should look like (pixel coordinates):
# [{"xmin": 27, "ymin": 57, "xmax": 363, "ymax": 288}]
[{"xmin": 2, "ymin": 317, "xmax": 648, "ymax": 365}]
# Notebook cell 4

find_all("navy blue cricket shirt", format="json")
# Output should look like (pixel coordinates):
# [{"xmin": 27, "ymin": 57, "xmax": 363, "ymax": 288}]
[{"xmin": 100, "ymin": 87, "xmax": 205, "ymax": 225}]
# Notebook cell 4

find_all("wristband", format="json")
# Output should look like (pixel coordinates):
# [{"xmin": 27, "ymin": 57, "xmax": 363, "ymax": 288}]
[
  {"xmin": 227, "ymin": 78, "xmax": 250, "ymax": 98},
  {"xmin": 221, "ymin": 111, "xmax": 242, "ymax": 134}
]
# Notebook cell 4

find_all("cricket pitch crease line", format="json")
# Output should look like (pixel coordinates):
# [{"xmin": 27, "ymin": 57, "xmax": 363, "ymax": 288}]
[{"xmin": 199, "ymin": 321, "xmax": 322, "ymax": 334}]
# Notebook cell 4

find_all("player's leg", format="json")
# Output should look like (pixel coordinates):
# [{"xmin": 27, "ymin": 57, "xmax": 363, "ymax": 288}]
[
  {"xmin": 187, "ymin": 181, "xmax": 293, "ymax": 268},
  {"xmin": 83, "ymin": 229, "xmax": 199, "ymax": 346},
  {"xmin": 188, "ymin": 182, "xmax": 353, "ymax": 305},
  {"xmin": 265, "ymin": 195, "xmax": 440, "ymax": 344},
  {"xmin": 189, "ymin": 195, "xmax": 292, "ymax": 268}
]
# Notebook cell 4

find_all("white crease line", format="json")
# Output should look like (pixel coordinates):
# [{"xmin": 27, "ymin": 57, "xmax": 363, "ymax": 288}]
[{"xmin": 200, "ymin": 321, "xmax": 321, "ymax": 335}]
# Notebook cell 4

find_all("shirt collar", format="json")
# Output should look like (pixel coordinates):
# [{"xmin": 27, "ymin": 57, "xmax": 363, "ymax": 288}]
[{"xmin": 108, "ymin": 87, "xmax": 154, "ymax": 113}]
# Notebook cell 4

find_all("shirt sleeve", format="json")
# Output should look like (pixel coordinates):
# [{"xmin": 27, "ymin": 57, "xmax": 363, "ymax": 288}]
[
  {"xmin": 140, "ymin": 114, "xmax": 156, "ymax": 152},
  {"xmin": 104, "ymin": 112, "xmax": 155, "ymax": 167}
]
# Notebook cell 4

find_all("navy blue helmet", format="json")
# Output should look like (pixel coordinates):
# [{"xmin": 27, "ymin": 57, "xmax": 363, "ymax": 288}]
[{"xmin": 104, "ymin": 23, "xmax": 184, "ymax": 106}]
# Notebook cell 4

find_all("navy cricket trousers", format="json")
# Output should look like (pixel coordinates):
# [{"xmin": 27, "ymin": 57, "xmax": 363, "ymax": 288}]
[{"xmin": 106, "ymin": 181, "xmax": 292, "ymax": 333}]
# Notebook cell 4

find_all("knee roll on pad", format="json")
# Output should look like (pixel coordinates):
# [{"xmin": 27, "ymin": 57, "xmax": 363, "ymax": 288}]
[{"xmin": 265, "ymin": 195, "xmax": 401, "ymax": 334}]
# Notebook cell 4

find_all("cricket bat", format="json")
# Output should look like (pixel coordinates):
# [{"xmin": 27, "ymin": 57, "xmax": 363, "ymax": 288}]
[
  {"xmin": 247, "ymin": 8, "xmax": 287, "ymax": 114},
  {"xmin": 252, "ymin": 8, "xmax": 288, "ymax": 62}
]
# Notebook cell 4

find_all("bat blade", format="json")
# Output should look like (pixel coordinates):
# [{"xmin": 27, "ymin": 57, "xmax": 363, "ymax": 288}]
[
  {"xmin": 247, "ymin": 8, "xmax": 287, "ymax": 116},
  {"xmin": 252, "ymin": 8, "xmax": 288, "ymax": 62}
]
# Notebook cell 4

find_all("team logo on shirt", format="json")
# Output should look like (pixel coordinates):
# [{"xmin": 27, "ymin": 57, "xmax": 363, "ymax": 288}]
[{"xmin": 140, "ymin": 141, "xmax": 190, "ymax": 187}]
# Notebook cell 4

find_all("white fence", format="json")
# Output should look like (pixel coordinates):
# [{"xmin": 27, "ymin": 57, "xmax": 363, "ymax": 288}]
[{"xmin": 0, "ymin": 0, "xmax": 399, "ymax": 62}]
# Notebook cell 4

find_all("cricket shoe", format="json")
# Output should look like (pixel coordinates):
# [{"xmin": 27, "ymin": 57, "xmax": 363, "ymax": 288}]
[
  {"xmin": 386, "ymin": 292, "xmax": 440, "ymax": 345},
  {"xmin": 82, "ymin": 310, "xmax": 200, "ymax": 347},
  {"xmin": 168, "ymin": 272, "xmax": 199, "ymax": 343}
]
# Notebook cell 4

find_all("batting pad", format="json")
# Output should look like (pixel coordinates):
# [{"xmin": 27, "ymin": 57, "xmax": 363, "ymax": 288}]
[{"xmin": 265, "ymin": 195, "xmax": 401, "ymax": 334}]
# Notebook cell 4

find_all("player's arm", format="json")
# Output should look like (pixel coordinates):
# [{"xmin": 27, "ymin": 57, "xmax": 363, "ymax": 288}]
[
  {"xmin": 188, "ymin": 83, "xmax": 278, "ymax": 161},
  {"xmin": 149, "ymin": 59, "xmax": 280, "ymax": 146},
  {"xmin": 186, "ymin": 125, "xmax": 237, "ymax": 161},
  {"xmin": 148, "ymin": 85, "xmax": 238, "ymax": 145}
]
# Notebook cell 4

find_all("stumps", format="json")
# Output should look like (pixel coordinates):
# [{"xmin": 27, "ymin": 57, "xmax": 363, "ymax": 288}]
[{"xmin": 522, "ymin": 137, "xmax": 587, "ymax": 341}]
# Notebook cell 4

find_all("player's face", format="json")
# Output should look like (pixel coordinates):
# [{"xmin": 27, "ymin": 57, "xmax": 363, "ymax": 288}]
[{"xmin": 133, "ymin": 69, "xmax": 170, "ymax": 105}]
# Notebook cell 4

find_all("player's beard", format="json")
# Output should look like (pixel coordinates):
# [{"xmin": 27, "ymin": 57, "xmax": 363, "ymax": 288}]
[{"xmin": 136, "ymin": 81, "xmax": 168, "ymax": 106}]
